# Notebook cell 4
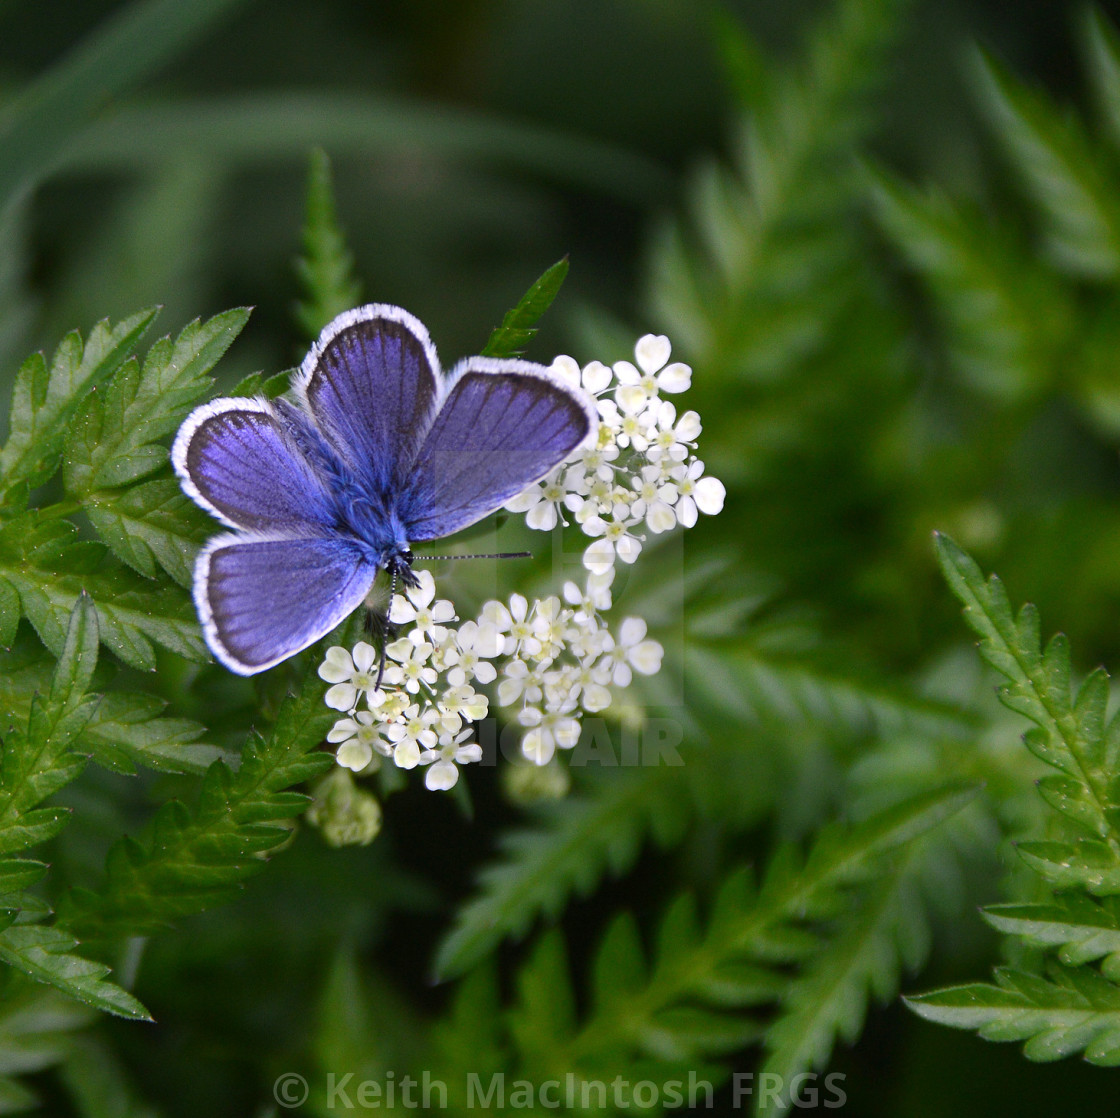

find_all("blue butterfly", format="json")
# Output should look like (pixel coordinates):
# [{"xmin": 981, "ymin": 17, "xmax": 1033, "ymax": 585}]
[{"xmin": 172, "ymin": 304, "xmax": 596, "ymax": 675}]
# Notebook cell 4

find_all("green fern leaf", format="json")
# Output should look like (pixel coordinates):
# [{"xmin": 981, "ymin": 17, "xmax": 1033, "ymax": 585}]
[
  {"xmin": 935, "ymin": 532, "xmax": 1120, "ymax": 857},
  {"xmin": 534, "ymin": 785, "xmax": 975, "ymax": 1080},
  {"xmin": 60, "ymin": 663, "xmax": 335, "ymax": 940},
  {"xmin": 294, "ymin": 148, "xmax": 362, "ymax": 340},
  {"xmin": 983, "ymin": 895, "xmax": 1120, "ymax": 975},
  {"xmin": 0, "ymin": 511, "xmax": 205, "ymax": 669},
  {"xmin": 908, "ymin": 964, "xmax": 1120, "ymax": 1065},
  {"xmin": 759, "ymin": 848, "xmax": 932, "ymax": 1110},
  {"xmin": 974, "ymin": 48, "xmax": 1120, "ymax": 279},
  {"xmin": 481, "ymin": 257, "xmax": 569, "ymax": 359},
  {"xmin": 0, "ymin": 311, "xmax": 156, "ymax": 503},
  {"xmin": 867, "ymin": 165, "xmax": 1073, "ymax": 401},
  {"xmin": 433, "ymin": 765, "xmax": 692, "ymax": 981},
  {"xmin": 0, "ymin": 926, "xmax": 149, "ymax": 1022}
]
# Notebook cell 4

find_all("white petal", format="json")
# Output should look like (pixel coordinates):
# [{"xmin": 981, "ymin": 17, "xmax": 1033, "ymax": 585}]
[
  {"xmin": 582, "ymin": 360, "xmax": 613, "ymax": 393},
  {"xmin": 581, "ymin": 684, "xmax": 612, "ymax": 713},
  {"xmin": 657, "ymin": 361, "xmax": 691, "ymax": 392},
  {"xmin": 613, "ymin": 359, "xmax": 641, "ymax": 385},
  {"xmin": 327, "ymin": 718, "xmax": 358, "ymax": 743},
  {"xmin": 554, "ymin": 718, "xmax": 582, "ymax": 749},
  {"xmin": 455, "ymin": 743, "xmax": 483, "ymax": 764},
  {"xmin": 431, "ymin": 601, "xmax": 457, "ymax": 623},
  {"xmin": 318, "ymin": 647, "xmax": 355, "ymax": 683},
  {"xmin": 635, "ymin": 334, "xmax": 671, "ymax": 374},
  {"xmin": 526, "ymin": 501, "xmax": 558, "ymax": 531},
  {"xmin": 389, "ymin": 596, "xmax": 415, "ymax": 624},
  {"xmin": 504, "ymin": 487, "xmax": 539, "ymax": 513},
  {"xmin": 630, "ymin": 639, "xmax": 664, "ymax": 675},
  {"xmin": 615, "ymin": 535, "xmax": 642, "ymax": 564},
  {"xmin": 325, "ymin": 683, "xmax": 358, "ymax": 712},
  {"xmin": 694, "ymin": 476, "xmax": 726, "ymax": 515},
  {"xmin": 583, "ymin": 537, "xmax": 617, "ymax": 574},
  {"xmin": 619, "ymin": 617, "xmax": 647, "ymax": 646},
  {"xmin": 474, "ymin": 661, "xmax": 497, "ymax": 684},
  {"xmin": 481, "ymin": 600, "xmax": 512, "ymax": 630},
  {"xmin": 676, "ymin": 496, "xmax": 698, "ymax": 529},
  {"xmin": 352, "ymin": 642, "xmax": 377, "ymax": 673},
  {"xmin": 425, "ymin": 759, "xmax": 460, "ymax": 790},
  {"xmin": 550, "ymin": 354, "xmax": 581, "ymax": 387},
  {"xmin": 616, "ymin": 384, "xmax": 648, "ymax": 415},
  {"xmin": 393, "ymin": 740, "xmax": 421, "ymax": 769},
  {"xmin": 522, "ymin": 728, "xmax": 555, "ymax": 766},
  {"xmin": 674, "ymin": 409, "xmax": 702, "ymax": 441},
  {"xmin": 497, "ymin": 678, "xmax": 523, "ymax": 707},
  {"xmin": 337, "ymin": 740, "xmax": 374, "ymax": 772},
  {"xmin": 612, "ymin": 662, "xmax": 633, "ymax": 688},
  {"xmin": 646, "ymin": 502, "xmax": 677, "ymax": 534}
]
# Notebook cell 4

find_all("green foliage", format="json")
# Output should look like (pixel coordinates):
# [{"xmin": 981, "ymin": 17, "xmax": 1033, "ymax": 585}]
[
  {"xmin": 480, "ymin": 257, "xmax": 570, "ymax": 359},
  {"xmin": 909, "ymin": 538, "xmax": 1120, "ymax": 1065},
  {"xmin": 6, "ymin": 0, "xmax": 1120, "ymax": 1114},
  {"xmin": 293, "ymin": 148, "xmax": 362, "ymax": 342}
]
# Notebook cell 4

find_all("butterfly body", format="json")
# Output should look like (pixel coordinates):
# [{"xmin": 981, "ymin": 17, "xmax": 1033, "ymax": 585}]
[{"xmin": 173, "ymin": 304, "xmax": 595, "ymax": 675}]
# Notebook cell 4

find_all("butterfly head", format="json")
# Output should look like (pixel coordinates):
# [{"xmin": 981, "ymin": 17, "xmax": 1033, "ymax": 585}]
[{"xmin": 384, "ymin": 543, "xmax": 420, "ymax": 590}]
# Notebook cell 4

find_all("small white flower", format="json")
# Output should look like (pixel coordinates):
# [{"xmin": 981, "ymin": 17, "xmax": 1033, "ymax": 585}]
[
  {"xmin": 389, "ymin": 569, "xmax": 457, "ymax": 645},
  {"xmin": 563, "ymin": 569, "xmax": 615, "ymax": 621},
  {"xmin": 582, "ymin": 516, "xmax": 643, "ymax": 573},
  {"xmin": 319, "ymin": 643, "xmax": 381, "ymax": 712},
  {"xmin": 630, "ymin": 465, "xmax": 679, "ymax": 534},
  {"xmin": 439, "ymin": 684, "xmax": 489, "ymax": 724},
  {"xmin": 611, "ymin": 335, "xmax": 691, "ymax": 415},
  {"xmin": 446, "ymin": 620, "xmax": 501, "ymax": 687},
  {"xmin": 646, "ymin": 401, "xmax": 701, "ymax": 463},
  {"xmin": 552, "ymin": 354, "xmax": 614, "ymax": 398},
  {"xmin": 420, "ymin": 730, "xmax": 484, "ymax": 790},
  {"xmin": 671, "ymin": 460, "xmax": 726, "ymax": 526},
  {"xmin": 504, "ymin": 466, "xmax": 570, "ymax": 530},
  {"xmin": 328, "ymin": 711, "xmax": 392, "ymax": 771},
  {"xmin": 387, "ymin": 703, "xmax": 441, "ymax": 767},
  {"xmin": 488, "ymin": 594, "xmax": 543, "ymax": 658},
  {"xmin": 497, "ymin": 658, "xmax": 545, "ymax": 708},
  {"xmin": 386, "ymin": 638, "xmax": 438, "ymax": 693},
  {"xmin": 519, "ymin": 706, "xmax": 582, "ymax": 766},
  {"xmin": 601, "ymin": 617, "xmax": 664, "ymax": 687}
]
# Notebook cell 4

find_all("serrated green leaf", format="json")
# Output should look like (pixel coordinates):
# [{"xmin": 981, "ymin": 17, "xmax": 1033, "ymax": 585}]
[
  {"xmin": 0, "ymin": 580, "xmax": 18, "ymax": 651},
  {"xmin": 64, "ymin": 308, "xmax": 250, "ymax": 497},
  {"xmin": 0, "ymin": 926, "xmax": 150, "ymax": 1021},
  {"xmin": 0, "ymin": 311, "xmax": 156, "ymax": 500},
  {"xmin": 294, "ymin": 148, "xmax": 361, "ymax": 340},
  {"xmin": 974, "ymin": 48, "xmax": 1120, "ymax": 278},
  {"xmin": 60, "ymin": 663, "xmax": 335, "ymax": 940},
  {"xmin": 866, "ymin": 164, "xmax": 1072, "ymax": 401},
  {"xmin": 983, "ymin": 896, "xmax": 1120, "ymax": 967},
  {"xmin": 481, "ymin": 257, "xmax": 569, "ymax": 359},
  {"xmin": 81, "ymin": 477, "xmax": 210, "ymax": 586},
  {"xmin": 0, "ymin": 512, "xmax": 206, "ymax": 669}
]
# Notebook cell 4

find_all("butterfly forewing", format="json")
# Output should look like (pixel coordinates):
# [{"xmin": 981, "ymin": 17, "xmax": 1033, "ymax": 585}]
[
  {"xmin": 173, "ymin": 398, "xmax": 339, "ymax": 532},
  {"xmin": 399, "ymin": 358, "xmax": 595, "ymax": 542},
  {"xmin": 297, "ymin": 305, "xmax": 440, "ymax": 494}
]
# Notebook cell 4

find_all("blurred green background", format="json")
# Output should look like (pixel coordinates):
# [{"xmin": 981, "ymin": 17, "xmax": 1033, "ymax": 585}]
[{"xmin": 7, "ymin": 0, "xmax": 1120, "ymax": 1114}]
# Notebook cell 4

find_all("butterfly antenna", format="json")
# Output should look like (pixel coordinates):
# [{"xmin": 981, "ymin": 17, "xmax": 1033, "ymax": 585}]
[
  {"xmin": 376, "ymin": 566, "xmax": 399, "ymax": 691},
  {"xmin": 412, "ymin": 551, "xmax": 532, "ymax": 561}
]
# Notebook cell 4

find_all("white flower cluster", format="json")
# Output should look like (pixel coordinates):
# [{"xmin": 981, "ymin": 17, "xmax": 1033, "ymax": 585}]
[
  {"xmin": 318, "ymin": 571, "xmax": 488, "ymax": 791},
  {"xmin": 316, "ymin": 333, "xmax": 724, "ymax": 802},
  {"xmin": 505, "ymin": 334, "xmax": 725, "ymax": 573}
]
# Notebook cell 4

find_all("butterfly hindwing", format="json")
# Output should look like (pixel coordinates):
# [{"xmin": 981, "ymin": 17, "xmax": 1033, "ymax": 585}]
[
  {"xmin": 399, "ymin": 358, "xmax": 595, "ymax": 542},
  {"xmin": 195, "ymin": 533, "xmax": 377, "ymax": 675},
  {"xmin": 296, "ymin": 304, "xmax": 440, "ymax": 495}
]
